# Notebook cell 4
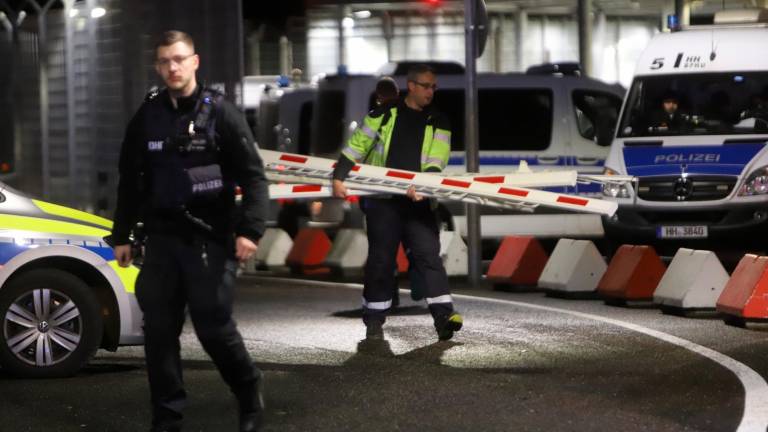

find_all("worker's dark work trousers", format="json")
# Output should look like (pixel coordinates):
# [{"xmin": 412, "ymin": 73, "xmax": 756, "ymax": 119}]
[
  {"xmin": 135, "ymin": 234, "xmax": 259, "ymax": 429},
  {"xmin": 362, "ymin": 197, "xmax": 454, "ymax": 326}
]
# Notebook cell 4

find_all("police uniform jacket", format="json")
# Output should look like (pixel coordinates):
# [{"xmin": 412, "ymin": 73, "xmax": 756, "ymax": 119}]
[{"xmin": 111, "ymin": 86, "xmax": 268, "ymax": 246}]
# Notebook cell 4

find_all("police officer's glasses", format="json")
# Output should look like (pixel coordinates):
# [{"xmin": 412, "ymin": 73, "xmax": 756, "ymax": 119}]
[
  {"xmin": 411, "ymin": 81, "xmax": 437, "ymax": 91},
  {"xmin": 155, "ymin": 53, "xmax": 195, "ymax": 68}
]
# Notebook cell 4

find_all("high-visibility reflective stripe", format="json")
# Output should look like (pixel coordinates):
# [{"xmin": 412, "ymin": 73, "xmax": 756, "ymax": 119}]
[
  {"xmin": 33, "ymin": 200, "xmax": 113, "ymax": 230},
  {"xmin": 0, "ymin": 214, "xmax": 111, "ymax": 238},
  {"xmin": 433, "ymin": 131, "xmax": 451, "ymax": 143},
  {"xmin": 424, "ymin": 157, "xmax": 445, "ymax": 167},
  {"xmin": 426, "ymin": 294, "xmax": 453, "ymax": 305},
  {"xmin": 360, "ymin": 124, "xmax": 378, "ymax": 139},
  {"xmin": 342, "ymin": 146, "xmax": 364, "ymax": 161},
  {"xmin": 362, "ymin": 297, "xmax": 392, "ymax": 310},
  {"xmin": 108, "ymin": 261, "xmax": 139, "ymax": 293}
]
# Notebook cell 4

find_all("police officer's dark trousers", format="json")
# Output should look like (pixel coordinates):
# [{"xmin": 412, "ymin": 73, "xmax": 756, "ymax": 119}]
[
  {"xmin": 362, "ymin": 196, "xmax": 454, "ymax": 327},
  {"xmin": 136, "ymin": 234, "xmax": 260, "ymax": 429}
]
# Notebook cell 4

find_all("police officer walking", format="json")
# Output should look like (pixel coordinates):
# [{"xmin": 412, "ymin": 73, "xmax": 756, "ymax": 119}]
[
  {"xmin": 111, "ymin": 31, "xmax": 269, "ymax": 432},
  {"xmin": 332, "ymin": 64, "xmax": 463, "ymax": 341}
]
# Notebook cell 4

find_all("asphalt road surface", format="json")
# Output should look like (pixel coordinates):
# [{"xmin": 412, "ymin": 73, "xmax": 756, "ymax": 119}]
[{"xmin": 3, "ymin": 274, "xmax": 768, "ymax": 432}]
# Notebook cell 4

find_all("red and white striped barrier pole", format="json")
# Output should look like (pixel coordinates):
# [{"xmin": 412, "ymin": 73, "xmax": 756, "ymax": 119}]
[{"xmin": 260, "ymin": 149, "xmax": 618, "ymax": 216}]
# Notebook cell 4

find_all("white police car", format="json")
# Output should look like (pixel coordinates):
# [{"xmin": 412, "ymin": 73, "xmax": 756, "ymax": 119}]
[
  {"xmin": 602, "ymin": 9, "xmax": 768, "ymax": 253},
  {"xmin": 0, "ymin": 183, "xmax": 142, "ymax": 377}
]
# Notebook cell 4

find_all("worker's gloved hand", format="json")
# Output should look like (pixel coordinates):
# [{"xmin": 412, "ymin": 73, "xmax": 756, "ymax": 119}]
[
  {"xmin": 406, "ymin": 186, "xmax": 424, "ymax": 202},
  {"xmin": 332, "ymin": 179, "xmax": 348, "ymax": 199}
]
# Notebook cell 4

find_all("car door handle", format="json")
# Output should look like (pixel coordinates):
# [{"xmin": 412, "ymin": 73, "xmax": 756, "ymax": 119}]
[
  {"xmin": 537, "ymin": 156, "xmax": 560, "ymax": 165},
  {"xmin": 576, "ymin": 157, "xmax": 599, "ymax": 165}
]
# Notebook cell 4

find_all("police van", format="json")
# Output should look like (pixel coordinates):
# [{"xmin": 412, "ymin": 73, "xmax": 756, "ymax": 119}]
[
  {"xmin": 0, "ymin": 184, "xmax": 141, "ymax": 377},
  {"xmin": 309, "ymin": 62, "xmax": 625, "ymax": 239},
  {"xmin": 602, "ymin": 9, "xmax": 768, "ymax": 253}
]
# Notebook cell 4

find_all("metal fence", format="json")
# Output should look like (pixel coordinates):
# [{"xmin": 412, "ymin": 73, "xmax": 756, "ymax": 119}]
[{"xmin": 0, "ymin": 0, "xmax": 243, "ymax": 216}]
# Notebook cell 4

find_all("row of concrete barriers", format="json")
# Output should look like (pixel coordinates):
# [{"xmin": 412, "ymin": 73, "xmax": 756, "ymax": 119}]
[
  {"xmin": 487, "ymin": 236, "xmax": 768, "ymax": 327},
  {"xmin": 247, "ymin": 227, "xmax": 469, "ymax": 276},
  {"xmin": 248, "ymin": 227, "xmax": 768, "ymax": 327}
]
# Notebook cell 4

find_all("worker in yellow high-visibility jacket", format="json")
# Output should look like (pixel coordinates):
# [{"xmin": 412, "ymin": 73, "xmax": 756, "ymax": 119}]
[{"xmin": 332, "ymin": 65, "xmax": 463, "ymax": 342}]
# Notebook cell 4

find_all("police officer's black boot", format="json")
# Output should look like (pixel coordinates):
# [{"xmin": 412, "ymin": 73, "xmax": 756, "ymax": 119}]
[{"xmin": 237, "ymin": 370, "xmax": 265, "ymax": 432}]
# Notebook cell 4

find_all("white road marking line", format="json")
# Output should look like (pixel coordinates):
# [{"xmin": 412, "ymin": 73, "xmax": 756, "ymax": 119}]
[
  {"xmin": 455, "ymin": 294, "xmax": 768, "ymax": 432},
  {"xmin": 254, "ymin": 276, "xmax": 768, "ymax": 431}
]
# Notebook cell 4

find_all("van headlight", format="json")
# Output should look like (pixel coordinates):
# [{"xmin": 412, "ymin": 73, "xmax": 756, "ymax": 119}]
[
  {"xmin": 737, "ymin": 166, "xmax": 768, "ymax": 196},
  {"xmin": 601, "ymin": 168, "xmax": 630, "ymax": 198}
]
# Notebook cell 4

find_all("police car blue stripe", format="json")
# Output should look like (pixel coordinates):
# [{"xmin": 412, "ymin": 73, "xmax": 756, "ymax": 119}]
[
  {"xmin": 84, "ymin": 245, "xmax": 115, "ymax": 261},
  {"xmin": 623, "ymin": 144, "xmax": 764, "ymax": 177},
  {"xmin": 0, "ymin": 241, "xmax": 115, "ymax": 265},
  {"xmin": 0, "ymin": 243, "xmax": 32, "ymax": 265},
  {"xmin": 627, "ymin": 164, "xmax": 745, "ymax": 176},
  {"xmin": 449, "ymin": 156, "xmax": 566, "ymax": 166},
  {"xmin": 448, "ymin": 156, "xmax": 605, "ymax": 167}
]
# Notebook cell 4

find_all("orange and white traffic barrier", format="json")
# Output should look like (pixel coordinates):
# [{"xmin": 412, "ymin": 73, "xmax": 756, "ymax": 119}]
[
  {"xmin": 285, "ymin": 228, "xmax": 332, "ymax": 275},
  {"xmin": 396, "ymin": 243, "xmax": 409, "ymax": 274},
  {"xmin": 323, "ymin": 228, "xmax": 368, "ymax": 274},
  {"xmin": 538, "ymin": 239, "xmax": 606, "ymax": 296},
  {"xmin": 597, "ymin": 244, "xmax": 666, "ymax": 303},
  {"xmin": 439, "ymin": 231, "xmax": 468, "ymax": 276},
  {"xmin": 653, "ymin": 248, "xmax": 729, "ymax": 312},
  {"xmin": 486, "ymin": 236, "xmax": 548, "ymax": 286},
  {"xmin": 249, "ymin": 227, "xmax": 293, "ymax": 272},
  {"xmin": 716, "ymin": 254, "xmax": 768, "ymax": 326}
]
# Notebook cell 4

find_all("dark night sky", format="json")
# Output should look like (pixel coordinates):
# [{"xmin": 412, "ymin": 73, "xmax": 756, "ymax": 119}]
[{"xmin": 243, "ymin": 0, "xmax": 306, "ymax": 29}]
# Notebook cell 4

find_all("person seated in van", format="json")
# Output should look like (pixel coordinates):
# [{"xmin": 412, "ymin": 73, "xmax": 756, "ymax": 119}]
[{"xmin": 649, "ymin": 91, "xmax": 689, "ymax": 133}]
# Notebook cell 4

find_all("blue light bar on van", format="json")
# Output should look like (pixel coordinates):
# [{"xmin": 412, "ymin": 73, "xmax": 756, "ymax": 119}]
[{"xmin": 667, "ymin": 14, "xmax": 679, "ymax": 31}]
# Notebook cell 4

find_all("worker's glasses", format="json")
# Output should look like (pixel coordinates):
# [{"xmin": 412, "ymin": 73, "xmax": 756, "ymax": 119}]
[
  {"xmin": 155, "ymin": 53, "xmax": 196, "ymax": 68},
  {"xmin": 411, "ymin": 81, "xmax": 438, "ymax": 91}
]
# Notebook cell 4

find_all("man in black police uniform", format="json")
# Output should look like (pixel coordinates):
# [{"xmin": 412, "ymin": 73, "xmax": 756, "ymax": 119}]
[{"xmin": 111, "ymin": 31, "xmax": 268, "ymax": 432}]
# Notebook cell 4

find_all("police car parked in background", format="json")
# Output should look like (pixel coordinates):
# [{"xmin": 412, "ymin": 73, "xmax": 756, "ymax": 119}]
[
  {"xmin": 0, "ymin": 183, "xmax": 141, "ymax": 377},
  {"xmin": 309, "ymin": 62, "xmax": 625, "ymax": 240},
  {"xmin": 602, "ymin": 9, "xmax": 768, "ymax": 255}
]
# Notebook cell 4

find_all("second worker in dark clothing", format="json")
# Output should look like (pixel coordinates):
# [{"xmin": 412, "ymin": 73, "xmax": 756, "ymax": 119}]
[
  {"xmin": 332, "ymin": 64, "xmax": 463, "ymax": 341},
  {"xmin": 111, "ymin": 30, "xmax": 268, "ymax": 432}
]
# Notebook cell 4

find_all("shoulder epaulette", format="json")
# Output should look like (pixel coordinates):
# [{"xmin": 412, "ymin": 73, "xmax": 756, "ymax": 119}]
[{"xmin": 144, "ymin": 86, "xmax": 161, "ymax": 102}]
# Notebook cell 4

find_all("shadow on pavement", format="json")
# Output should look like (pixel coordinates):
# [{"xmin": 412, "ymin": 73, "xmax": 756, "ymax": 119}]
[{"xmin": 331, "ymin": 305, "xmax": 429, "ymax": 318}]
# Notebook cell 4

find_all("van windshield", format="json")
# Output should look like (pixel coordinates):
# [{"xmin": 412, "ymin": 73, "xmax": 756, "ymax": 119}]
[
  {"xmin": 618, "ymin": 72, "xmax": 768, "ymax": 137},
  {"xmin": 313, "ymin": 87, "xmax": 553, "ymax": 154}
]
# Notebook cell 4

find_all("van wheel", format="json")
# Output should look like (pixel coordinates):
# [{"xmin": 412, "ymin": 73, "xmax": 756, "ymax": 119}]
[{"xmin": 0, "ymin": 269, "xmax": 102, "ymax": 378}]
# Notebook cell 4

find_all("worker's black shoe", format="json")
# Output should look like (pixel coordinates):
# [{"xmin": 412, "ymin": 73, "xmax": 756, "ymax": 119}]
[
  {"xmin": 365, "ymin": 321, "xmax": 384, "ymax": 340},
  {"xmin": 436, "ymin": 312, "xmax": 463, "ymax": 341}
]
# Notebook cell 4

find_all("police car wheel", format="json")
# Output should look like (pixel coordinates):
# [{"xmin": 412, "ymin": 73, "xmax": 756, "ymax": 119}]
[{"xmin": 0, "ymin": 269, "xmax": 103, "ymax": 378}]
